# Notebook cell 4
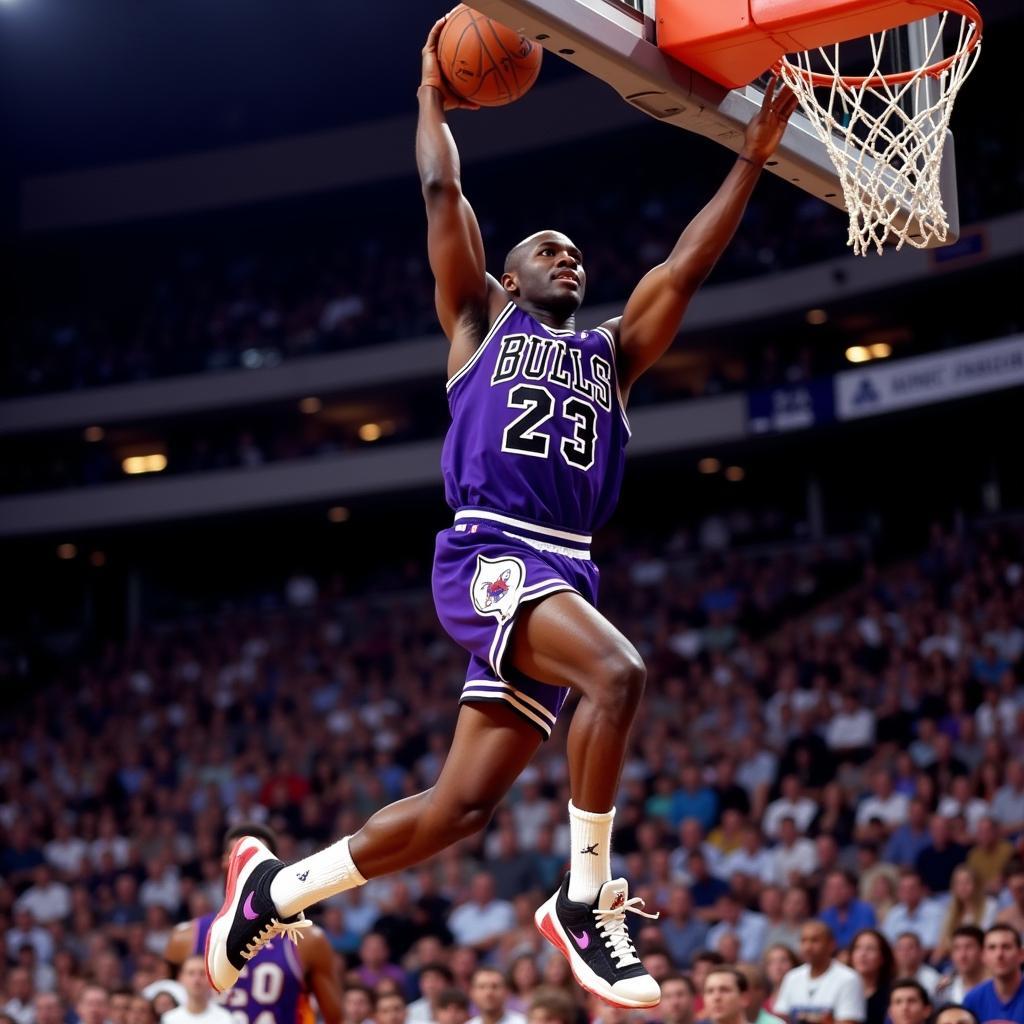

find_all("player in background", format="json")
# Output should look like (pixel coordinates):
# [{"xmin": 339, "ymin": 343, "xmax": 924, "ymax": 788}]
[
  {"xmin": 166, "ymin": 825, "xmax": 341, "ymax": 1024},
  {"xmin": 206, "ymin": 10, "xmax": 798, "ymax": 1006}
]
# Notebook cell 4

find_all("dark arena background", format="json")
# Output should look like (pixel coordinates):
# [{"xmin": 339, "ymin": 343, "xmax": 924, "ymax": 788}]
[{"xmin": 2, "ymin": 1, "xmax": 1023, "ymax": 1022}]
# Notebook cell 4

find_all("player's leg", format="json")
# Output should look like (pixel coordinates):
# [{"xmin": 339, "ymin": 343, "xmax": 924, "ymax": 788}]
[
  {"xmin": 510, "ymin": 589, "xmax": 644, "ymax": 888},
  {"xmin": 507, "ymin": 590, "xmax": 659, "ymax": 1009},
  {"xmin": 205, "ymin": 702, "xmax": 540, "ymax": 990},
  {"xmin": 345, "ymin": 700, "xmax": 543, "ymax": 875}
]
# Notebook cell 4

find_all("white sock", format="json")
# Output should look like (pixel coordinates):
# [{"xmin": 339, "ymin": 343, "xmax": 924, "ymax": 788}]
[
  {"xmin": 269, "ymin": 835, "xmax": 366, "ymax": 918},
  {"xmin": 567, "ymin": 800, "xmax": 614, "ymax": 904}
]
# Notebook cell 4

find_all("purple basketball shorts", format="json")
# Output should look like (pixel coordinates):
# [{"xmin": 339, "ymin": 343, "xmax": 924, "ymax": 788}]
[{"xmin": 431, "ymin": 509, "xmax": 600, "ymax": 738}]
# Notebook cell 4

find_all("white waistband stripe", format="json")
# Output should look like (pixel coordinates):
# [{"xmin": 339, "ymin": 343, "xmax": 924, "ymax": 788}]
[{"xmin": 454, "ymin": 509, "xmax": 592, "ymax": 546}]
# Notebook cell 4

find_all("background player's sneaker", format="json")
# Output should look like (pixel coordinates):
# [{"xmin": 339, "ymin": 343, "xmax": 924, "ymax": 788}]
[
  {"xmin": 204, "ymin": 836, "xmax": 311, "ymax": 991},
  {"xmin": 535, "ymin": 874, "xmax": 661, "ymax": 1009}
]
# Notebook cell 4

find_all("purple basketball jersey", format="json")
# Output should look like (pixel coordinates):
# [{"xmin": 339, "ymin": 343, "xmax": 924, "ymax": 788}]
[
  {"xmin": 441, "ymin": 303, "xmax": 631, "ymax": 533},
  {"xmin": 193, "ymin": 913, "xmax": 311, "ymax": 1024}
]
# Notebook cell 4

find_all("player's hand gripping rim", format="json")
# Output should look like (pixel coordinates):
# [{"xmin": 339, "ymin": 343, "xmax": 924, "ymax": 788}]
[{"xmin": 741, "ymin": 73, "xmax": 800, "ymax": 166}]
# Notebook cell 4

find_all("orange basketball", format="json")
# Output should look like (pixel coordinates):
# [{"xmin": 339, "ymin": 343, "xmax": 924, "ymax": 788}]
[{"xmin": 438, "ymin": 5, "xmax": 543, "ymax": 107}]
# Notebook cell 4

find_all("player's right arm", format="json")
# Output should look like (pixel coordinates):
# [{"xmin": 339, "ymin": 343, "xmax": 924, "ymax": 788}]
[
  {"xmin": 164, "ymin": 920, "xmax": 196, "ymax": 967},
  {"xmin": 417, "ymin": 17, "xmax": 505, "ymax": 370}
]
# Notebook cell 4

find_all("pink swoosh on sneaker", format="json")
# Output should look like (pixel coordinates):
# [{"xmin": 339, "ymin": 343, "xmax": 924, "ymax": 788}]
[
  {"xmin": 243, "ymin": 892, "xmax": 259, "ymax": 920},
  {"xmin": 569, "ymin": 928, "xmax": 590, "ymax": 949}
]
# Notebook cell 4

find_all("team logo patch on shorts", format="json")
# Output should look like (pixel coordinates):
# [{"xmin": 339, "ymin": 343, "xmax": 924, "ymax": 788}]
[{"xmin": 471, "ymin": 555, "xmax": 526, "ymax": 623}]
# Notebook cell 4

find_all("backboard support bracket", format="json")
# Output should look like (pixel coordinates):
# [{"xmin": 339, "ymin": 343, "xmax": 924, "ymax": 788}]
[{"xmin": 470, "ymin": 0, "xmax": 959, "ymax": 244}]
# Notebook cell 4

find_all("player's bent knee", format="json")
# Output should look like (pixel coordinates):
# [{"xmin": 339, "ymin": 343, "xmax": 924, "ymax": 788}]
[
  {"xmin": 450, "ymin": 800, "xmax": 497, "ymax": 838},
  {"xmin": 593, "ymin": 647, "xmax": 646, "ymax": 714},
  {"xmin": 429, "ymin": 792, "xmax": 499, "ymax": 839}
]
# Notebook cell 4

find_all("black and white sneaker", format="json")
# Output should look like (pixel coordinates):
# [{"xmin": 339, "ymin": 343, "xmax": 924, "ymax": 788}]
[
  {"xmin": 535, "ymin": 873, "xmax": 660, "ymax": 1009},
  {"xmin": 204, "ymin": 836, "xmax": 311, "ymax": 992}
]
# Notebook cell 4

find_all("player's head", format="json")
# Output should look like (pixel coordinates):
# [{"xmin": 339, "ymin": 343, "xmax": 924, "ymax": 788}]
[
  {"xmin": 502, "ymin": 231, "xmax": 586, "ymax": 317},
  {"xmin": 222, "ymin": 823, "xmax": 279, "ymax": 869}
]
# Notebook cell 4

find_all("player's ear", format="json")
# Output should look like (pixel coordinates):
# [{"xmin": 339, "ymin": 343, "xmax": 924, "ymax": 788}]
[{"xmin": 500, "ymin": 271, "xmax": 519, "ymax": 295}]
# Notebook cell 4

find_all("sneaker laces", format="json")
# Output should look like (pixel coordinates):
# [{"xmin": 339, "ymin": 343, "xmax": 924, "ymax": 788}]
[
  {"xmin": 241, "ymin": 916, "xmax": 312, "ymax": 961},
  {"xmin": 593, "ymin": 897, "xmax": 659, "ymax": 969}
]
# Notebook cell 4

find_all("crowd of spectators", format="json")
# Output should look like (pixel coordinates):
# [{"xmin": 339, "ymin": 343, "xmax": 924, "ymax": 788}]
[
  {"xmin": 2, "ymin": 520, "xmax": 1023, "ymax": 1024},
  {"xmin": 6, "ymin": 132, "xmax": 844, "ymax": 398}
]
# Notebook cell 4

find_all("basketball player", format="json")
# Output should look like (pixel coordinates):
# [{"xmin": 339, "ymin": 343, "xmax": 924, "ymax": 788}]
[
  {"xmin": 166, "ymin": 825, "xmax": 341, "ymax": 1024},
  {"xmin": 206, "ymin": 11, "xmax": 799, "ymax": 1004}
]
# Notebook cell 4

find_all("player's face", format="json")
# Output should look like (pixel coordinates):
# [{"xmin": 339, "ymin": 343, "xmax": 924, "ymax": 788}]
[{"xmin": 511, "ymin": 234, "xmax": 586, "ymax": 314}]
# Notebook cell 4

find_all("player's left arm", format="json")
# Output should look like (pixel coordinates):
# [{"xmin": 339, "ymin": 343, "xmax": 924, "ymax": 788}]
[
  {"xmin": 606, "ymin": 77, "xmax": 799, "ymax": 395},
  {"xmin": 301, "ymin": 927, "xmax": 344, "ymax": 1024},
  {"xmin": 164, "ymin": 920, "xmax": 196, "ymax": 967}
]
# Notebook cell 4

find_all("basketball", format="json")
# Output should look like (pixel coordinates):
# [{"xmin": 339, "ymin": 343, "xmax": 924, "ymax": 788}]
[{"xmin": 438, "ymin": 5, "xmax": 543, "ymax": 107}]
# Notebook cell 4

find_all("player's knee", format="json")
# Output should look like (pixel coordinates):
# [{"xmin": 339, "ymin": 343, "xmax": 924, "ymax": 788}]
[
  {"xmin": 594, "ymin": 647, "xmax": 646, "ymax": 715},
  {"xmin": 444, "ymin": 794, "xmax": 499, "ymax": 839}
]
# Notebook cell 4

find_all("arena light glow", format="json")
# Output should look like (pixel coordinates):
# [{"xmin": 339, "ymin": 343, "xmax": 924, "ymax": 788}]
[
  {"xmin": 298, "ymin": 396, "xmax": 322, "ymax": 414},
  {"xmin": 83, "ymin": 425, "xmax": 105, "ymax": 442},
  {"xmin": 725, "ymin": 465, "xmax": 745, "ymax": 482},
  {"xmin": 90, "ymin": 551, "xmax": 107, "ymax": 567},
  {"xmin": 805, "ymin": 308, "xmax": 828, "ymax": 325},
  {"xmin": 359, "ymin": 422, "xmax": 383, "ymax": 442},
  {"xmin": 122, "ymin": 454, "xmax": 168, "ymax": 475},
  {"xmin": 845, "ymin": 345, "xmax": 871, "ymax": 363},
  {"xmin": 327, "ymin": 506, "xmax": 350, "ymax": 523},
  {"xmin": 57, "ymin": 543, "xmax": 77, "ymax": 560},
  {"xmin": 698, "ymin": 457, "xmax": 720, "ymax": 474},
  {"xmin": 869, "ymin": 342, "xmax": 893, "ymax": 359}
]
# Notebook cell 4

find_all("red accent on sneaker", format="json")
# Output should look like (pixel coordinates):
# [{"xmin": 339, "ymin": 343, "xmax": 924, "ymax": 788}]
[
  {"xmin": 610, "ymin": 891, "xmax": 625, "ymax": 911},
  {"xmin": 536, "ymin": 912, "xmax": 640, "ymax": 1010},
  {"xmin": 204, "ymin": 839, "xmax": 259, "ymax": 992}
]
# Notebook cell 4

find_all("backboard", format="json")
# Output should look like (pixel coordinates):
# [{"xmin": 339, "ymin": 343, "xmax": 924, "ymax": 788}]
[{"xmin": 470, "ymin": 0, "xmax": 963, "ymax": 247}]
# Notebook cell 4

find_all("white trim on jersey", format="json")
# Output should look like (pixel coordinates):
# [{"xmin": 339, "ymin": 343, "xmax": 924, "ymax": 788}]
[
  {"xmin": 453, "ymin": 509, "xmax": 592, "ymax": 546},
  {"xmin": 591, "ymin": 325, "xmax": 632, "ymax": 437},
  {"xmin": 502, "ymin": 531, "xmax": 592, "ymax": 560},
  {"xmin": 445, "ymin": 302, "xmax": 516, "ymax": 393}
]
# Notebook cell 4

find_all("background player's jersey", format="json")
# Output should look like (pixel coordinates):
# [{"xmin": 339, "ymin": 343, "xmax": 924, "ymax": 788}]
[
  {"xmin": 194, "ymin": 913, "xmax": 312, "ymax": 1024},
  {"xmin": 442, "ymin": 303, "xmax": 631, "ymax": 533}
]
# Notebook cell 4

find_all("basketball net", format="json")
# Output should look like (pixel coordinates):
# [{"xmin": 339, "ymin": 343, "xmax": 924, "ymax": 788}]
[{"xmin": 776, "ymin": 9, "xmax": 981, "ymax": 256}]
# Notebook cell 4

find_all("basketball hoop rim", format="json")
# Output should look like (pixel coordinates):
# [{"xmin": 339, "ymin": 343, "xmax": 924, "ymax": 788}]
[{"xmin": 775, "ymin": 0, "xmax": 982, "ymax": 89}]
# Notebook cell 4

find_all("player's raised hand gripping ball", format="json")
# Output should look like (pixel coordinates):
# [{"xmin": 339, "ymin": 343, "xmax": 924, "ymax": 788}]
[{"xmin": 438, "ymin": 5, "xmax": 542, "ymax": 107}]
